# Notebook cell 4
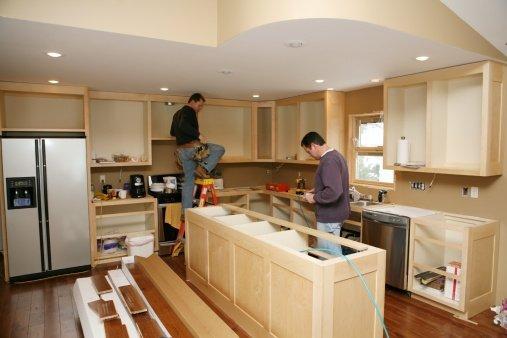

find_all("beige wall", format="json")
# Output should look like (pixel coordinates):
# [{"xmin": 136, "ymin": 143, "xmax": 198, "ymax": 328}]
[{"xmin": 0, "ymin": 0, "xmax": 218, "ymax": 47}]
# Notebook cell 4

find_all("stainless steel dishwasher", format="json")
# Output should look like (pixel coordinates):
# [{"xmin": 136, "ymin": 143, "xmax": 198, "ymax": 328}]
[{"xmin": 361, "ymin": 209, "xmax": 410, "ymax": 290}]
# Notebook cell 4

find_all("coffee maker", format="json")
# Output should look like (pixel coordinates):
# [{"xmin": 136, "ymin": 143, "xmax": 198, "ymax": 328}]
[{"xmin": 130, "ymin": 174, "xmax": 146, "ymax": 198}]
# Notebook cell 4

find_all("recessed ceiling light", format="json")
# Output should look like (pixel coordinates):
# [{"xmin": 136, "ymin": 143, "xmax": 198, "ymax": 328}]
[
  {"xmin": 160, "ymin": 87, "xmax": 169, "ymax": 91},
  {"xmin": 315, "ymin": 79, "xmax": 324, "ymax": 83},
  {"xmin": 327, "ymin": 88, "xmax": 334, "ymax": 91},
  {"xmin": 285, "ymin": 41, "xmax": 304, "ymax": 48},
  {"xmin": 415, "ymin": 56, "xmax": 430, "ymax": 61},
  {"xmin": 252, "ymin": 94, "xmax": 260, "ymax": 98},
  {"xmin": 48, "ymin": 80, "xmax": 59, "ymax": 84},
  {"xmin": 370, "ymin": 79, "xmax": 381, "ymax": 83},
  {"xmin": 46, "ymin": 51, "xmax": 62, "ymax": 58},
  {"xmin": 219, "ymin": 69, "xmax": 233, "ymax": 75}
]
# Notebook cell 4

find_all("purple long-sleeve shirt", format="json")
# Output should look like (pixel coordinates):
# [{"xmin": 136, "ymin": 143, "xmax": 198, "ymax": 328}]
[{"xmin": 313, "ymin": 149, "xmax": 350, "ymax": 223}]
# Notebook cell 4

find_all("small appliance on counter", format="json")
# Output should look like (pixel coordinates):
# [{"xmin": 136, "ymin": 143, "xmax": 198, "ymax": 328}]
[
  {"xmin": 130, "ymin": 174, "xmax": 146, "ymax": 198},
  {"xmin": 265, "ymin": 182, "xmax": 289, "ymax": 192}
]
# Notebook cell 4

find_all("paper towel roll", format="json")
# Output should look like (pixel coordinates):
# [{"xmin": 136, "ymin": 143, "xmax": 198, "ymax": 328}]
[{"xmin": 397, "ymin": 137, "xmax": 410, "ymax": 165}]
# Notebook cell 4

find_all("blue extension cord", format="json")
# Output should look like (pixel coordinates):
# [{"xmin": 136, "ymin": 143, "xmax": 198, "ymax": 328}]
[{"xmin": 297, "ymin": 201, "xmax": 390, "ymax": 338}]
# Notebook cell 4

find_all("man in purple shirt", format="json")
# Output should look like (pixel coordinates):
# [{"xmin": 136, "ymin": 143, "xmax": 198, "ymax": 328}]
[{"xmin": 301, "ymin": 131, "xmax": 350, "ymax": 254}]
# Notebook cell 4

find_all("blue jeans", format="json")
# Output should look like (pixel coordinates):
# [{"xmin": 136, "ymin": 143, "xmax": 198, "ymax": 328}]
[
  {"xmin": 316, "ymin": 222, "xmax": 342, "ymax": 255},
  {"xmin": 178, "ymin": 143, "xmax": 225, "ymax": 212}
]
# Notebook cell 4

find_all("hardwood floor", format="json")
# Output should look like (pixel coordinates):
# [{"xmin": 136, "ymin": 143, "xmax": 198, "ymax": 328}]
[{"xmin": 0, "ymin": 253, "xmax": 505, "ymax": 337}]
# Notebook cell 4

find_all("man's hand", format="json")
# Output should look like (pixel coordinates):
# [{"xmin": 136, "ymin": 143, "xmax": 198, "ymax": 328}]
[{"xmin": 304, "ymin": 192, "xmax": 315, "ymax": 204}]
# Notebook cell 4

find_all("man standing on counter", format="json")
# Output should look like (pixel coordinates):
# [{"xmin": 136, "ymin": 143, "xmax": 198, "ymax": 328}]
[
  {"xmin": 170, "ymin": 93, "xmax": 225, "ymax": 217},
  {"xmin": 301, "ymin": 131, "xmax": 350, "ymax": 254}
]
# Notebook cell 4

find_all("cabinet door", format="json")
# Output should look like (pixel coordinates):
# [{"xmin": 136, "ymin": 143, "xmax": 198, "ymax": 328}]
[
  {"xmin": 298, "ymin": 100, "xmax": 325, "ymax": 160},
  {"xmin": 276, "ymin": 104, "xmax": 298, "ymax": 160},
  {"xmin": 253, "ymin": 102, "xmax": 275, "ymax": 160}
]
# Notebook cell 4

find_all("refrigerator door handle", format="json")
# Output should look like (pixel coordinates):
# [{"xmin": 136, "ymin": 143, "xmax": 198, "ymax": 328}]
[
  {"xmin": 41, "ymin": 139, "xmax": 52, "ymax": 270},
  {"xmin": 35, "ymin": 139, "xmax": 45, "ymax": 271}
]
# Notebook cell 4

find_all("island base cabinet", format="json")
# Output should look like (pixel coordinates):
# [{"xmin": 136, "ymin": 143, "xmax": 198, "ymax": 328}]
[{"xmin": 185, "ymin": 205, "xmax": 386, "ymax": 338}]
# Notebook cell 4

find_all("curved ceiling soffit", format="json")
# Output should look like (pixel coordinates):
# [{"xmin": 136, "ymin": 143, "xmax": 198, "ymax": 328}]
[{"xmin": 215, "ymin": 1, "xmax": 507, "ymax": 62}]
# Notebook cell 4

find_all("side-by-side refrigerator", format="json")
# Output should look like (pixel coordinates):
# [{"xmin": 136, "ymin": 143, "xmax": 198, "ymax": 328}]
[{"xmin": 2, "ymin": 133, "xmax": 90, "ymax": 282}]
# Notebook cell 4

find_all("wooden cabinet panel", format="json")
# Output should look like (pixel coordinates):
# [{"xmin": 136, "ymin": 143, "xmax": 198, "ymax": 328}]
[
  {"xmin": 187, "ymin": 222, "xmax": 208, "ymax": 281},
  {"xmin": 208, "ymin": 232, "xmax": 231, "ymax": 298}
]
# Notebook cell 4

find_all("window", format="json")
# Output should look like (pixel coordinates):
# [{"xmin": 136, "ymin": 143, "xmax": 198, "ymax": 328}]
[{"xmin": 349, "ymin": 112, "xmax": 394, "ymax": 187}]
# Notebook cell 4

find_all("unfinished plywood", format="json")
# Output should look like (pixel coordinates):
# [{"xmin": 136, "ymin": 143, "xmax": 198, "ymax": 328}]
[
  {"xmin": 90, "ymin": 99, "xmax": 149, "ymax": 162},
  {"xmin": 150, "ymin": 101, "xmax": 183, "ymax": 140},
  {"xmin": 186, "ymin": 205, "xmax": 386, "ymax": 338},
  {"xmin": 118, "ymin": 285, "xmax": 147, "ymax": 314},
  {"xmin": 276, "ymin": 104, "xmax": 298, "ymax": 160},
  {"xmin": 208, "ymin": 232, "xmax": 231, "ymax": 298},
  {"xmin": 298, "ymin": 100, "xmax": 325, "ymax": 160},
  {"xmin": 199, "ymin": 105, "xmax": 252, "ymax": 159},
  {"xmin": 270, "ymin": 262, "xmax": 313, "ymax": 338},
  {"xmin": 408, "ymin": 212, "xmax": 499, "ymax": 319},
  {"xmin": 187, "ymin": 222, "xmax": 208, "ymax": 280},
  {"xmin": 2, "ymin": 92, "xmax": 84, "ymax": 130}
]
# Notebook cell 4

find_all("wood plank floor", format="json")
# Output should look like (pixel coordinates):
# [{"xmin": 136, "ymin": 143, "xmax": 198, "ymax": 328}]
[{"xmin": 0, "ymin": 253, "xmax": 505, "ymax": 337}]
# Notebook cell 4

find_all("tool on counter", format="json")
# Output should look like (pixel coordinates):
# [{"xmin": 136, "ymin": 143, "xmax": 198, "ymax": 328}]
[
  {"xmin": 265, "ymin": 182, "xmax": 289, "ymax": 192},
  {"xmin": 295, "ymin": 172, "xmax": 306, "ymax": 195}
]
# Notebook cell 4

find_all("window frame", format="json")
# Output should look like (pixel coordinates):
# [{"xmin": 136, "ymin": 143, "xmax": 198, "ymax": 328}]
[{"xmin": 348, "ymin": 111, "xmax": 394, "ymax": 189}]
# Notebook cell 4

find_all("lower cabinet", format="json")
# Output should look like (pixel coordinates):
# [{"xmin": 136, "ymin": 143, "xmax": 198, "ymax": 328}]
[{"xmin": 185, "ymin": 205, "xmax": 386, "ymax": 338}]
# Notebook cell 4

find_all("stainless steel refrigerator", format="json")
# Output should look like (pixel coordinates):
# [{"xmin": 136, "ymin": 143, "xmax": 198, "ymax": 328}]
[{"xmin": 2, "ymin": 134, "xmax": 90, "ymax": 282}]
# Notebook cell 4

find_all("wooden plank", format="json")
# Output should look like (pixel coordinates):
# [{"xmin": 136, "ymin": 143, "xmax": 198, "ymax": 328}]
[
  {"xmin": 0, "ymin": 81, "xmax": 87, "ymax": 95},
  {"xmin": 104, "ymin": 319, "xmax": 129, "ymax": 338},
  {"xmin": 87, "ymin": 299, "xmax": 118, "ymax": 321},
  {"xmin": 133, "ymin": 313, "xmax": 165, "ymax": 338},
  {"xmin": 118, "ymin": 285, "xmax": 147, "ymax": 315},
  {"xmin": 91, "ymin": 275, "xmax": 113, "ymax": 294},
  {"xmin": 125, "ymin": 262, "xmax": 194, "ymax": 338},
  {"xmin": 136, "ymin": 255, "xmax": 238, "ymax": 338}
]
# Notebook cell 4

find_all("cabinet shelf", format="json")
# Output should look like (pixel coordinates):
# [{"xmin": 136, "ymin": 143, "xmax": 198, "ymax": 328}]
[
  {"xmin": 90, "ymin": 161, "xmax": 151, "ymax": 167},
  {"xmin": 413, "ymin": 235, "xmax": 462, "ymax": 250},
  {"xmin": 96, "ymin": 210, "xmax": 154, "ymax": 219},
  {"xmin": 96, "ymin": 229, "xmax": 154, "ymax": 240}
]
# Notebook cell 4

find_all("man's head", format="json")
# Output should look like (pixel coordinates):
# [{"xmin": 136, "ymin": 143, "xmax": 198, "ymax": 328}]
[
  {"xmin": 301, "ymin": 131, "xmax": 328, "ymax": 159},
  {"xmin": 187, "ymin": 93, "xmax": 206, "ymax": 113}
]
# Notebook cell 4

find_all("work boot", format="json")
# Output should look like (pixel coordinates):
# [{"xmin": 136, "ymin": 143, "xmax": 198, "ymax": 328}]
[{"xmin": 194, "ymin": 165, "xmax": 210, "ymax": 179}]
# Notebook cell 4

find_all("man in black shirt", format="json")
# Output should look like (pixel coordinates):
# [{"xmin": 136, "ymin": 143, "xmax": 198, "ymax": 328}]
[{"xmin": 170, "ymin": 93, "xmax": 225, "ymax": 213}]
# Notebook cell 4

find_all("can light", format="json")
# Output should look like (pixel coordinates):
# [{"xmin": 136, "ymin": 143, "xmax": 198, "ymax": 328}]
[
  {"xmin": 416, "ymin": 56, "xmax": 430, "ymax": 61},
  {"xmin": 48, "ymin": 80, "xmax": 59, "ymax": 84},
  {"xmin": 160, "ymin": 87, "xmax": 169, "ymax": 91},
  {"xmin": 315, "ymin": 79, "xmax": 324, "ymax": 83},
  {"xmin": 46, "ymin": 51, "xmax": 62, "ymax": 58},
  {"xmin": 252, "ymin": 94, "xmax": 260, "ymax": 98},
  {"xmin": 371, "ymin": 79, "xmax": 381, "ymax": 83}
]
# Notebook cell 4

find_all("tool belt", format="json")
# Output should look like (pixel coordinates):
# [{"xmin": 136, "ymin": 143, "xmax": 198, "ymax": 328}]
[{"xmin": 174, "ymin": 141, "xmax": 210, "ymax": 168}]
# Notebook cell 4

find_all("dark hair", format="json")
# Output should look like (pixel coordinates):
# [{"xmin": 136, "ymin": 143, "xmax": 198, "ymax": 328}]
[
  {"xmin": 301, "ymin": 131, "xmax": 326, "ymax": 147},
  {"xmin": 188, "ymin": 93, "xmax": 206, "ymax": 103}
]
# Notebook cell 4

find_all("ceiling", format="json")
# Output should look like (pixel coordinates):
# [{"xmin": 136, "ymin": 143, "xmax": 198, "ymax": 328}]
[
  {"xmin": 442, "ymin": 0, "xmax": 507, "ymax": 57},
  {"xmin": 0, "ymin": 15, "xmax": 491, "ymax": 100}
]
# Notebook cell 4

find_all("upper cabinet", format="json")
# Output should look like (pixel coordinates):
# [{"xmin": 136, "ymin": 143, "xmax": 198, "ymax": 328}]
[
  {"xmin": 0, "ymin": 82, "xmax": 88, "ymax": 133},
  {"xmin": 384, "ymin": 61, "xmax": 505, "ymax": 176},
  {"xmin": 150, "ymin": 101, "xmax": 184, "ymax": 141},
  {"xmin": 275, "ymin": 91, "xmax": 345, "ymax": 164},
  {"xmin": 252, "ymin": 101, "xmax": 275, "ymax": 161},
  {"xmin": 89, "ymin": 92, "xmax": 151, "ymax": 167}
]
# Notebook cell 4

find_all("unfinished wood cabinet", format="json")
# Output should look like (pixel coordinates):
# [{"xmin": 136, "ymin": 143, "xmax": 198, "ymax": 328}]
[
  {"xmin": 384, "ymin": 61, "xmax": 505, "ymax": 176},
  {"xmin": 252, "ymin": 101, "xmax": 275, "ymax": 161},
  {"xmin": 90, "ymin": 197, "xmax": 158, "ymax": 266},
  {"xmin": 275, "ymin": 91, "xmax": 345, "ymax": 164},
  {"xmin": 150, "ymin": 101, "xmax": 184, "ymax": 141},
  {"xmin": 89, "ymin": 92, "xmax": 151, "ymax": 167},
  {"xmin": 185, "ymin": 205, "xmax": 386, "ymax": 338},
  {"xmin": 408, "ymin": 212, "xmax": 499, "ymax": 320},
  {"xmin": 199, "ymin": 103, "xmax": 252, "ymax": 162},
  {"xmin": 0, "ymin": 82, "xmax": 88, "ymax": 133}
]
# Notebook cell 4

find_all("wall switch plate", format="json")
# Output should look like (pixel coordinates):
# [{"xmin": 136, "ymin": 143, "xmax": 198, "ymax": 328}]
[
  {"xmin": 470, "ymin": 187, "xmax": 479, "ymax": 198},
  {"xmin": 100, "ymin": 175, "xmax": 106, "ymax": 184}
]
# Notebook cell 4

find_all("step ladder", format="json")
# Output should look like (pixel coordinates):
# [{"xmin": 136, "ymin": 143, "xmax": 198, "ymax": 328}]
[{"xmin": 171, "ymin": 178, "xmax": 219, "ymax": 257}]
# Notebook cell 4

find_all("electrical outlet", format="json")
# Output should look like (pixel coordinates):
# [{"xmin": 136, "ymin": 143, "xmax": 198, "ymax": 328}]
[
  {"xmin": 462, "ymin": 187, "xmax": 469, "ymax": 197},
  {"xmin": 266, "ymin": 169, "xmax": 271, "ymax": 175},
  {"xmin": 100, "ymin": 175, "xmax": 106, "ymax": 184},
  {"xmin": 470, "ymin": 187, "xmax": 479, "ymax": 198},
  {"xmin": 409, "ymin": 181, "xmax": 426, "ymax": 191}
]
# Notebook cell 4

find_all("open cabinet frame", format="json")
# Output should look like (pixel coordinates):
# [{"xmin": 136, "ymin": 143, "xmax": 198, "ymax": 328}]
[{"xmin": 383, "ymin": 61, "xmax": 505, "ymax": 176}]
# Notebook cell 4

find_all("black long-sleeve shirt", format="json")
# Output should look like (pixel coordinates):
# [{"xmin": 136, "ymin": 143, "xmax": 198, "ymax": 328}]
[{"xmin": 170, "ymin": 105, "xmax": 200, "ymax": 145}]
